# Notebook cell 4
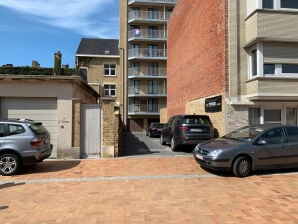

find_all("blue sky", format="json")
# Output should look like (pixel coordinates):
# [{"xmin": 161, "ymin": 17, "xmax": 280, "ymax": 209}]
[{"xmin": 0, "ymin": 0, "xmax": 119, "ymax": 68}]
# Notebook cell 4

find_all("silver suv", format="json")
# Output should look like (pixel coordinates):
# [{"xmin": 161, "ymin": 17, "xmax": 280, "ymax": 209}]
[{"xmin": 0, "ymin": 119, "xmax": 53, "ymax": 175}]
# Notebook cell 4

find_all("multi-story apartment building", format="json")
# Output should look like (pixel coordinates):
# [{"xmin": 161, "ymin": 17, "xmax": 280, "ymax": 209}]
[
  {"xmin": 120, "ymin": 0, "xmax": 176, "ymax": 131},
  {"xmin": 168, "ymin": 0, "xmax": 298, "ymax": 136},
  {"xmin": 75, "ymin": 38, "xmax": 122, "ymax": 108}
]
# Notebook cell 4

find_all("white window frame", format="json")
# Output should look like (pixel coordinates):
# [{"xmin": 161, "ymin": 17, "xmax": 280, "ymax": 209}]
[
  {"xmin": 258, "ymin": 0, "xmax": 298, "ymax": 10},
  {"xmin": 248, "ymin": 43, "xmax": 263, "ymax": 79},
  {"xmin": 263, "ymin": 63, "xmax": 298, "ymax": 77},
  {"xmin": 104, "ymin": 64, "xmax": 116, "ymax": 76},
  {"xmin": 103, "ymin": 83, "xmax": 116, "ymax": 97}
]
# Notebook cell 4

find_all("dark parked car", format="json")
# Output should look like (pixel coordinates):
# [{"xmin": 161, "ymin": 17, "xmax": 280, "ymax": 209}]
[
  {"xmin": 0, "ymin": 119, "xmax": 53, "ymax": 175},
  {"xmin": 193, "ymin": 124, "xmax": 298, "ymax": 177},
  {"xmin": 160, "ymin": 114, "xmax": 214, "ymax": 151},
  {"xmin": 146, "ymin": 122, "xmax": 164, "ymax": 137}
]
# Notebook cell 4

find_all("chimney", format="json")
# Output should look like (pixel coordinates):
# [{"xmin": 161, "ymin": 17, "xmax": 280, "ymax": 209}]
[{"xmin": 54, "ymin": 51, "xmax": 62, "ymax": 76}]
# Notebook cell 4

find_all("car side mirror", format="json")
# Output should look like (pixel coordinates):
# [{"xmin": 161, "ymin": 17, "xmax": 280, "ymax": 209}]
[{"xmin": 256, "ymin": 140, "xmax": 267, "ymax": 145}]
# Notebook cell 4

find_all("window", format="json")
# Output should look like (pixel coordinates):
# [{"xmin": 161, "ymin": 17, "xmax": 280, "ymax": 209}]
[
  {"xmin": 104, "ymin": 64, "xmax": 116, "ymax": 76},
  {"xmin": 79, "ymin": 67, "xmax": 88, "ymax": 81},
  {"xmin": 148, "ymin": 26, "xmax": 158, "ymax": 38},
  {"xmin": 0, "ymin": 124, "xmax": 5, "ymax": 137},
  {"xmin": 148, "ymin": 8, "xmax": 158, "ymax": 19},
  {"xmin": 249, "ymin": 108, "xmax": 261, "ymax": 125},
  {"xmin": 263, "ymin": 0, "xmax": 274, "ymax": 9},
  {"xmin": 260, "ymin": 128, "xmax": 285, "ymax": 144},
  {"xmin": 148, "ymin": 80, "xmax": 158, "ymax": 94},
  {"xmin": 282, "ymin": 64, "xmax": 298, "ymax": 74},
  {"xmin": 251, "ymin": 49, "xmax": 257, "ymax": 76},
  {"xmin": 148, "ymin": 62, "xmax": 158, "ymax": 76},
  {"xmin": 281, "ymin": 0, "xmax": 298, "ymax": 9},
  {"xmin": 286, "ymin": 108, "xmax": 297, "ymax": 125},
  {"xmin": 148, "ymin": 44, "xmax": 158, "ymax": 57},
  {"xmin": 264, "ymin": 64, "xmax": 275, "ymax": 75},
  {"xmin": 104, "ymin": 84, "xmax": 116, "ymax": 97},
  {"xmin": 8, "ymin": 124, "xmax": 25, "ymax": 135},
  {"xmin": 285, "ymin": 127, "xmax": 298, "ymax": 142},
  {"xmin": 148, "ymin": 98, "xmax": 158, "ymax": 112},
  {"xmin": 264, "ymin": 109, "xmax": 281, "ymax": 124},
  {"xmin": 130, "ymin": 80, "xmax": 140, "ymax": 94}
]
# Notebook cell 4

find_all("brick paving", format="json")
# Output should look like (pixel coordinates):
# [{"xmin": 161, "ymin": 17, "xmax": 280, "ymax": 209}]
[{"xmin": 0, "ymin": 157, "xmax": 297, "ymax": 224}]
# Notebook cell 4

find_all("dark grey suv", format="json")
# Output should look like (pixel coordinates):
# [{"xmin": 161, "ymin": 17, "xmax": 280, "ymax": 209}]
[
  {"xmin": 160, "ymin": 114, "xmax": 214, "ymax": 151},
  {"xmin": 0, "ymin": 119, "xmax": 53, "ymax": 175}
]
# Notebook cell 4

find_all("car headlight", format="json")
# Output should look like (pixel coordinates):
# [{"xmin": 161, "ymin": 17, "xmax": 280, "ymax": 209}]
[
  {"xmin": 193, "ymin": 144, "xmax": 200, "ymax": 152},
  {"xmin": 208, "ymin": 149, "xmax": 223, "ymax": 158}
]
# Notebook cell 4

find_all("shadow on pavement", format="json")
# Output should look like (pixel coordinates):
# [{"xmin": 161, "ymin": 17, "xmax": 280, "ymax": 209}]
[
  {"xmin": 20, "ymin": 160, "xmax": 81, "ymax": 175},
  {"xmin": 119, "ymin": 132, "xmax": 157, "ymax": 157},
  {"xmin": 0, "ymin": 182, "xmax": 26, "ymax": 189}
]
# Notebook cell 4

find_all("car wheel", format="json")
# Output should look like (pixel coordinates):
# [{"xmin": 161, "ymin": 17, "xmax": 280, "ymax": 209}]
[
  {"xmin": 170, "ymin": 136, "xmax": 178, "ymax": 151},
  {"xmin": 160, "ymin": 135, "xmax": 165, "ymax": 145},
  {"xmin": 0, "ymin": 153, "xmax": 20, "ymax": 176},
  {"xmin": 232, "ymin": 156, "xmax": 251, "ymax": 177}
]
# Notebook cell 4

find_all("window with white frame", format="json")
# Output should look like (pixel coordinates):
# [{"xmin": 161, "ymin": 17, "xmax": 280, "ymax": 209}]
[
  {"xmin": 264, "ymin": 109, "xmax": 282, "ymax": 124},
  {"xmin": 104, "ymin": 64, "xmax": 116, "ymax": 76},
  {"xmin": 261, "ymin": 0, "xmax": 298, "ymax": 9},
  {"xmin": 103, "ymin": 84, "xmax": 116, "ymax": 97}
]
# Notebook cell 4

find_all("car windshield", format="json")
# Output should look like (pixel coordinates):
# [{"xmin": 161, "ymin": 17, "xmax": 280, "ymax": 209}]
[
  {"xmin": 152, "ymin": 123, "xmax": 163, "ymax": 128},
  {"xmin": 224, "ymin": 126, "xmax": 265, "ymax": 142}
]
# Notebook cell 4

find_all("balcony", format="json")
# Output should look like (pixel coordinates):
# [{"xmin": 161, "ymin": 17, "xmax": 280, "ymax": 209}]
[
  {"xmin": 128, "ymin": 87, "xmax": 166, "ymax": 97},
  {"xmin": 128, "ymin": 67, "xmax": 167, "ymax": 78},
  {"xmin": 128, "ymin": 48, "xmax": 167, "ymax": 60},
  {"xmin": 128, "ymin": 103, "xmax": 166, "ymax": 115},
  {"xmin": 245, "ymin": 10, "xmax": 298, "ymax": 45},
  {"xmin": 128, "ymin": 10, "xmax": 172, "ymax": 23},
  {"xmin": 246, "ymin": 77, "xmax": 298, "ymax": 101},
  {"xmin": 128, "ymin": 0, "xmax": 176, "ymax": 6},
  {"xmin": 128, "ymin": 29, "xmax": 167, "ymax": 42}
]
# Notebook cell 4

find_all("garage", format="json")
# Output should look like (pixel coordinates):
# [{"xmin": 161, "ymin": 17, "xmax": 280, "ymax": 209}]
[{"xmin": 0, "ymin": 97, "xmax": 58, "ymax": 157}]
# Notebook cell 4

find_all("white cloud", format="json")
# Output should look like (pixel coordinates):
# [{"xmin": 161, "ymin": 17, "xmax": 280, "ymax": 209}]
[{"xmin": 0, "ymin": 0, "xmax": 119, "ymax": 38}]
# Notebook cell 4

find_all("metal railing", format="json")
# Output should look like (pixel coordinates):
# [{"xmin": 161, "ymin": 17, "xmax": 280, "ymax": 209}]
[
  {"xmin": 128, "ymin": 29, "xmax": 167, "ymax": 41},
  {"xmin": 128, "ymin": 103, "xmax": 166, "ymax": 114},
  {"xmin": 128, "ymin": 0, "xmax": 176, "ymax": 4},
  {"xmin": 128, "ymin": 86, "xmax": 166, "ymax": 95},
  {"xmin": 128, "ymin": 10, "xmax": 172, "ymax": 22},
  {"xmin": 128, "ymin": 48, "xmax": 167, "ymax": 58},
  {"xmin": 128, "ymin": 67, "xmax": 167, "ymax": 77}
]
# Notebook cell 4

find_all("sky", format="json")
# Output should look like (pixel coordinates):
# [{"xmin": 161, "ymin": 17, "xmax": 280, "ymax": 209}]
[{"xmin": 0, "ymin": 0, "xmax": 119, "ymax": 68}]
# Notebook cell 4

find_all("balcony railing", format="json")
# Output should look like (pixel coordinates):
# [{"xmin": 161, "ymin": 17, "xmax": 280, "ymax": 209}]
[
  {"xmin": 128, "ymin": 10, "xmax": 172, "ymax": 23},
  {"xmin": 128, "ymin": 67, "xmax": 167, "ymax": 78},
  {"xmin": 128, "ymin": 87, "xmax": 166, "ymax": 96},
  {"xmin": 128, "ymin": 29, "xmax": 167, "ymax": 41},
  {"xmin": 128, "ymin": 0, "xmax": 176, "ymax": 5},
  {"xmin": 128, "ymin": 48, "xmax": 167, "ymax": 59},
  {"xmin": 128, "ymin": 103, "xmax": 166, "ymax": 115}
]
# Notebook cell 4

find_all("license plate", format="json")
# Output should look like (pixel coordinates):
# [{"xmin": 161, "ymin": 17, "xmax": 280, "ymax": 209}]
[
  {"xmin": 196, "ymin": 154, "xmax": 203, "ymax": 160},
  {"xmin": 190, "ymin": 128, "xmax": 202, "ymax": 132}
]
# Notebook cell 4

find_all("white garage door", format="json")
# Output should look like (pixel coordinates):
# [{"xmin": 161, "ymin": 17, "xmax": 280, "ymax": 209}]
[{"xmin": 0, "ymin": 97, "xmax": 58, "ymax": 157}]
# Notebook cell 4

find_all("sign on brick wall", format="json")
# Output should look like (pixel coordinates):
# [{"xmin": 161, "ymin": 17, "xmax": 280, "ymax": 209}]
[{"xmin": 205, "ymin": 95, "xmax": 222, "ymax": 113}]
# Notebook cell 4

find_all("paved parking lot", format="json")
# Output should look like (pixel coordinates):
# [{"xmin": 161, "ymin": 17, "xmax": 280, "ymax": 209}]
[{"xmin": 1, "ymin": 156, "xmax": 298, "ymax": 224}]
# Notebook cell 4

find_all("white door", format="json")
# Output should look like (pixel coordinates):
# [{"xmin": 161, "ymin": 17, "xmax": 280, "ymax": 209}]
[
  {"xmin": 81, "ymin": 105, "xmax": 101, "ymax": 158},
  {"xmin": 0, "ymin": 97, "xmax": 58, "ymax": 157}
]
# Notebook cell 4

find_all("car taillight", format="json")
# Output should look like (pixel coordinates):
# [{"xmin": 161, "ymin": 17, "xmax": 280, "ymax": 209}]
[
  {"xmin": 30, "ymin": 138, "xmax": 42, "ymax": 147},
  {"xmin": 178, "ymin": 126, "xmax": 189, "ymax": 131}
]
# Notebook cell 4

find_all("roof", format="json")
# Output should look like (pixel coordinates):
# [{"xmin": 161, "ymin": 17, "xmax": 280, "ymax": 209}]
[{"xmin": 76, "ymin": 38, "xmax": 119, "ymax": 56}]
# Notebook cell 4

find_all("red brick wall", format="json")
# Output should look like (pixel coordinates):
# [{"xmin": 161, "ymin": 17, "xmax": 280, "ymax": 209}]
[{"xmin": 167, "ymin": 0, "xmax": 228, "ymax": 118}]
